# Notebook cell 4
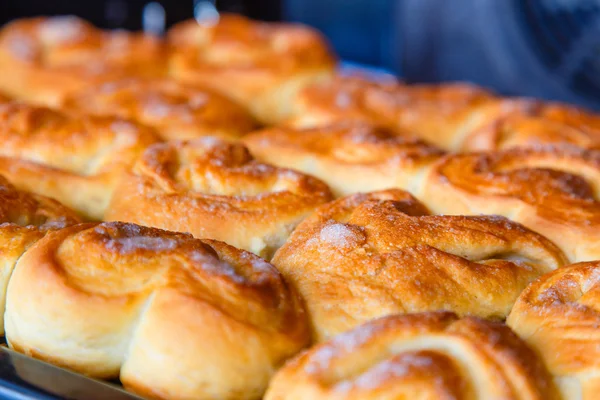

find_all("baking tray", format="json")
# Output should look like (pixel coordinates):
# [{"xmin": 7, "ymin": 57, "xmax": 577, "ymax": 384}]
[{"xmin": 0, "ymin": 344, "xmax": 142, "ymax": 400}]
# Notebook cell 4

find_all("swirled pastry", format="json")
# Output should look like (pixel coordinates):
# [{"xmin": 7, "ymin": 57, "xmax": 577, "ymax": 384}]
[
  {"xmin": 0, "ymin": 16, "xmax": 167, "ymax": 106},
  {"xmin": 461, "ymin": 99, "xmax": 600, "ymax": 151},
  {"xmin": 271, "ymin": 189, "xmax": 566, "ymax": 341},
  {"xmin": 0, "ymin": 174, "xmax": 81, "ymax": 333},
  {"xmin": 244, "ymin": 122, "xmax": 444, "ymax": 197},
  {"xmin": 289, "ymin": 76, "xmax": 497, "ymax": 149},
  {"xmin": 507, "ymin": 262, "xmax": 600, "ymax": 400},
  {"xmin": 168, "ymin": 13, "xmax": 336, "ymax": 124},
  {"xmin": 266, "ymin": 312, "xmax": 560, "ymax": 400},
  {"xmin": 5, "ymin": 221, "xmax": 308, "ymax": 400},
  {"xmin": 423, "ymin": 147, "xmax": 600, "ymax": 262},
  {"xmin": 62, "ymin": 78, "xmax": 256, "ymax": 141},
  {"xmin": 0, "ymin": 102, "xmax": 160, "ymax": 220},
  {"xmin": 105, "ymin": 138, "xmax": 333, "ymax": 259}
]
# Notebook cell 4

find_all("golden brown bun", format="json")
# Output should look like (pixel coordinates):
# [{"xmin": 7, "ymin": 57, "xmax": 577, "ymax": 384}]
[
  {"xmin": 168, "ymin": 14, "xmax": 336, "ymax": 124},
  {"xmin": 288, "ymin": 75, "xmax": 410, "ymax": 130},
  {"xmin": 105, "ymin": 137, "xmax": 334, "ymax": 259},
  {"xmin": 391, "ymin": 82, "xmax": 505, "ymax": 149},
  {"xmin": 62, "ymin": 78, "xmax": 257, "ymax": 141},
  {"xmin": 266, "ymin": 312, "xmax": 561, "ymax": 400},
  {"xmin": 423, "ymin": 147, "xmax": 600, "ymax": 262},
  {"xmin": 462, "ymin": 99, "xmax": 600, "ymax": 151},
  {"xmin": 5, "ymin": 221, "xmax": 309, "ymax": 400},
  {"xmin": 271, "ymin": 189, "xmax": 567, "ymax": 341},
  {"xmin": 0, "ymin": 102, "xmax": 160, "ymax": 220},
  {"xmin": 244, "ymin": 122, "xmax": 444, "ymax": 197},
  {"xmin": 0, "ymin": 174, "xmax": 81, "ymax": 334},
  {"xmin": 0, "ymin": 16, "xmax": 167, "ymax": 106},
  {"xmin": 289, "ymin": 76, "xmax": 497, "ymax": 149},
  {"xmin": 507, "ymin": 262, "xmax": 600, "ymax": 400}
]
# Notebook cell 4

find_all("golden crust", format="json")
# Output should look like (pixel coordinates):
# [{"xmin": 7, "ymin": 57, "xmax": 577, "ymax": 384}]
[
  {"xmin": 288, "ymin": 75, "xmax": 410, "ymax": 129},
  {"xmin": 507, "ymin": 262, "xmax": 600, "ymax": 400},
  {"xmin": 289, "ymin": 76, "xmax": 497, "ymax": 149},
  {"xmin": 5, "ymin": 221, "xmax": 309, "ymax": 400},
  {"xmin": 105, "ymin": 137, "xmax": 334, "ymax": 259},
  {"xmin": 0, "ymin": 16, "xmax": 167, "ymax": 106},
  {"xmin": 423, "ymin": 147, "xmax": 600, "ymax": 262},
  {"xmin": 0, "ymin": 174, "xmax": 81, "ymax": 334},
  {"xmin": 0, "ymin": 102, "xmax": 160, "ymax": 220},
  {"xmin": 391, "ymin": 86, "xmax": 507, "ymax": 149},
  {"xmin": 265, "ymin": 312, "xmax": 561, "ymax": 400},
  {"xmin": 292, "ymin": 77, "xmax": 600, "ymax": 152},
  {"xmin": 168, "ymin": 14, "xmax": 336, "ymax": 124},
  {"xmin": 244, "ymin": 122, "xmax": 444, "ymax": 197},
  {"xmin": 462, "ymin": 99, "xmax": 600, "ymax": 151},
  {"xmin": 62, "ymin": 78, "xmax": 257, "ymax": 141},
  {"xmin": 271, "ymin": 189, "xmax": 567, "ymax": 341}
]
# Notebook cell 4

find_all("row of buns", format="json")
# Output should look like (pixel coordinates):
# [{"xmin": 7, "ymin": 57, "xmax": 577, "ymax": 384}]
[
  {"xmin": 0, "ymin": 13, "xmax": 599, "ymax": 400},
  {"xmin": 1, "ymin": 177, "xmax": 599, "ymax": 400},
  {"xmin": 1, "ymin": 108, "xmax": 597, "ymax": 264},
  {"xmin": 3, "ymin": 15, "xmax": 600, "ymax": 151},
  {"xmin": 0, "ymin": 14, "xmax": 335, "ymax": 124}
]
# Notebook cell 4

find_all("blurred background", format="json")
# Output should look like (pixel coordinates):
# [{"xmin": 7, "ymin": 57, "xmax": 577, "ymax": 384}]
[{"xmin": 2, "ymin": 0, "xmax": 600, "ymax": 110}]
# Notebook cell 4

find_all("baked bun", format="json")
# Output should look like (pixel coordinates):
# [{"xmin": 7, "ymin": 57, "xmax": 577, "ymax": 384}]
[
  {"xmin": 271, "ymin": 189, "xmax": 566, "ymax": 341},
  {"xmin": 507, "ymin": 262, "xmax": 600, "ymax": 400},
  {"xmin": 105, "ymin": 137, "xmax": 333, "ymax": 259},
  {"xmin": 423, "ymin": 146, "xmax": 600, "ymax": 262},
  {"xmin": 461, "ymin": 99, "xmax": 600, "ymax": 151},
  {"xmin": 168, "ymin": 13, "xmax": 336, "ymax": 124},
  {"xmin": 288, "ymin": 75, "xmax": 409, "ymax": 130},
  {"xmin": 0, "ymin": 16, "xmax": 166, "ymax": 106},
  {"xmin": 5, "ymin": 221, "xmax": 309, "ymax": 400},
  {"xmin": 0, "ymin": 102, "xmax": 159, "ymax": 220},
  {"xmin": 266, "ymin": 312, "xmax": 560, "ymax": 400},
  {"xmin": 289, "ymin": 76, "xmax": 497, "ymax": 149},
  {"xmin": 0, "ymin": 174, "xmax": 81, "ymax": 333},
  {"xmin": 244, "ymin": 122, "xmax": 444, "ymax": 197},
  {"xmin": 62, "ymin": 78, "xmax": 256, "ymax": 141}
]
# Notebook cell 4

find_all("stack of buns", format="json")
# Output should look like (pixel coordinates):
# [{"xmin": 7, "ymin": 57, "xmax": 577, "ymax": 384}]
[{"xmin": 0, "ymin": 12, "xmax": 598, "ymax": 400}]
